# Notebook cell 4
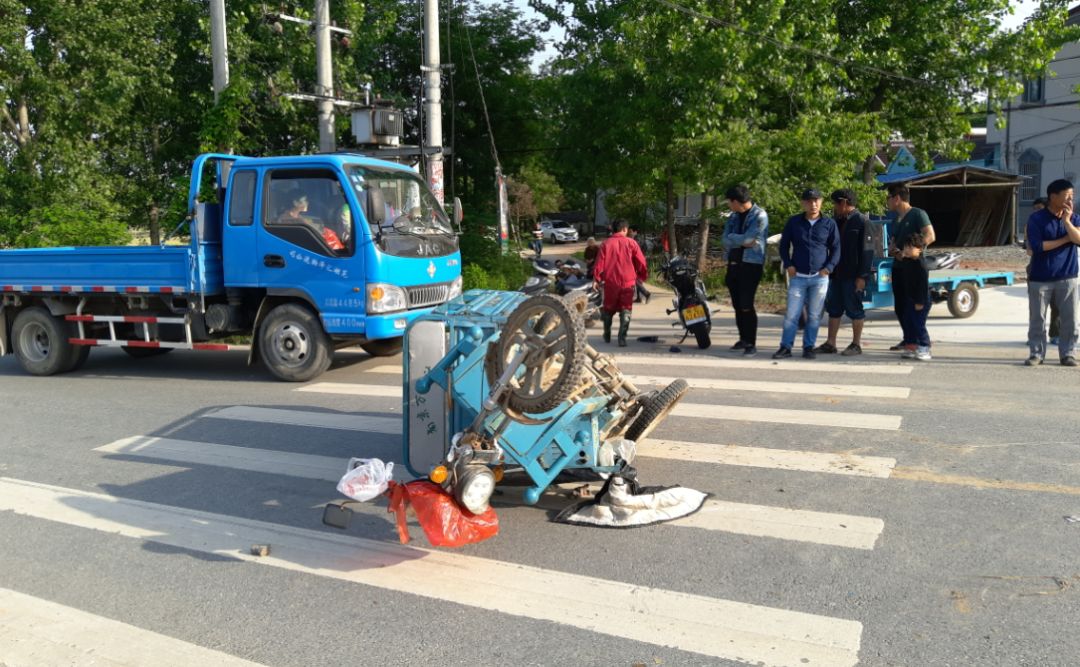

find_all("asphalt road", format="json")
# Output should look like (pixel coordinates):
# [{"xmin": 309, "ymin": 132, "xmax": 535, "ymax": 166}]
[{"xmin": 1, "ymin": 287, "xmax": 1079, "ymax": 667}]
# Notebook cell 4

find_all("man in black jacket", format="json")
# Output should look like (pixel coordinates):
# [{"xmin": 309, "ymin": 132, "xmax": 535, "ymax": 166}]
[{"xmin": 815, "ymin": 189, "xmax": 873, "ymax": 356}]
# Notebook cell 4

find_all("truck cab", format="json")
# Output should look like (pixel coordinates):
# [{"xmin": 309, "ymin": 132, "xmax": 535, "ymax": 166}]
[{"xmin": 0, "ymin": 152, "xmax": 462, "ymax": 381}]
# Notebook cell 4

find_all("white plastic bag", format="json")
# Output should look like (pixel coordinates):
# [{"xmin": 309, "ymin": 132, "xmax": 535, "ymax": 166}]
[{"xmin": 337, "ymin": 458, "xmax": 394, "ymax": 502}]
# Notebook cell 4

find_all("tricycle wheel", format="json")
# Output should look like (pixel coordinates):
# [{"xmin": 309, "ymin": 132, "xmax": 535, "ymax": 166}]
[
  {"xmin": 625, "ymin": 379, "xmax": 689, "ymax": 442},
  {"xmin": 360, "ymin": 338, "xmax": 403, "ymax": 357},
  {"xmin": 488, "ymin": 293, "xmax": 586, "ymax": 414},
  {"xmin": 258, "ymin": 303, "xmax": 333, "ymax": 382},
  {"xmin": 948, "ymin": 282, "xmax": 979, "ymax": 318}
]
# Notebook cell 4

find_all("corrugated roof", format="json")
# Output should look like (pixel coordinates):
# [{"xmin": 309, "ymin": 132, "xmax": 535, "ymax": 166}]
[{"xmin": 876, "ymin": 164, "xmax": 1022, "ymax": 186}]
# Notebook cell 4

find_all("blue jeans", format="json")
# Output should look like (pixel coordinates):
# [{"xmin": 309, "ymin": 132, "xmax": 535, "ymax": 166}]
[{"xmin": 781, "ymin": 274, "xmax": 828, "ymax": 350}]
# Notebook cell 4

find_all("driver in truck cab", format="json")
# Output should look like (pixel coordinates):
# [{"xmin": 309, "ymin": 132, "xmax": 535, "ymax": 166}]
[{"xmin": 276, "ymin": 194, "xmax": 345, "ymax": 251}]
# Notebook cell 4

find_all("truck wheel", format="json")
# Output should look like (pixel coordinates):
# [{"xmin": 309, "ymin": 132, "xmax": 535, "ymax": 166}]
[
  {"xmin": 68, "ymin": 345, "xmax": 91, "ymax": 371},
  {"xmin": 626, "ymin": 379, "xmax": 690, "ymax": 442},
  {"xmin": 360, "ymin": 338, "xmax": 403, "ymax": 357},
  {"xmin": 122, "ymin": 346, "xmax": 173, "ymax": 358},
  {"xmin": 258, "ymin": 303, "xmax": 333, "ymax": 382},
  {"xmin": 947, "ymin": 282, "xmax": 979, "ymax": 318},
  {"xmin": 12, "ymin": 307, "xmax": 77, "ymax": 376}
]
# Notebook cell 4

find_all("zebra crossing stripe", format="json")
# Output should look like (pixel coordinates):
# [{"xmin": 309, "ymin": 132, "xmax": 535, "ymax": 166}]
[
  {"xmin": 0, "ymin": 586, "xmax": 265, "ymax": 666},
  {"xmin": 92, "ymin": 436, "xmax": 884, "ymax": 548},
  {"xmin": 614, "ymin": 353, "xmax": 914, "ymax": 375},
  {"xmin": 638, "ymin": 440, "xmax": 896, "ymax": 478},
  {"xmin": 295, "ymin": 382, "xmax": 401, "ymax": 397},
  {"xmin": 672, "ymin": 402, "xmax": 902, "ymax": 431},
  {"xmin": 0, "ymin": 477, "xmax": 862, "ymax": 666},
  {"xmin": 205, "ymin": 406, "xmax": 401, "ymax": 434},
  {"xmin": 361, "ymin": 367, "xmax": 910, "ymax": 399}
]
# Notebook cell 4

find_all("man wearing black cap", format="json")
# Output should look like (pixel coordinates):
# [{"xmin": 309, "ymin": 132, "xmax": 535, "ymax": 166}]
[
  {"xmin": 774, "ymin": 189, "xmax": 841, "ymax": 359},
  {"xmin": 815, "ymin": 189, "xmax": 873, "ymax": 356}
]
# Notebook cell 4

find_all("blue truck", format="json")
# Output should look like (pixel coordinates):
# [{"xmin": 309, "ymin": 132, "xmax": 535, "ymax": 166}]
[{"xmin": 0, "ymin": 153, "xmax": 462, "ymax": 381}]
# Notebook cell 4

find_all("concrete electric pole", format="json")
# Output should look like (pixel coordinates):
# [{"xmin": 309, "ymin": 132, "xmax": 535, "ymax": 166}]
[
  {"xmin": 314, "ymin": 0, "xmax": 335, "ymax": 153},
  {"xmin": 210, "ymin": 0, "xmax": 230, "ymax": 103},
  {"xmin": 423, "ymin": 0, "xmax": 444, "ymax": 204}
]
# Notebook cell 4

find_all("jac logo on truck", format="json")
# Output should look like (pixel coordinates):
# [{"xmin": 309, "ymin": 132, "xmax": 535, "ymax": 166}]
[{"xmin": 427, "ymin": 261, "xmax": 436, "ymax": 279}]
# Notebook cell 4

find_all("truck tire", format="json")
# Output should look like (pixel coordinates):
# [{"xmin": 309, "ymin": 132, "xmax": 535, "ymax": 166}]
[
  {"xmin": 122, "ymin": 346, "xmax": 173, "ymax": 358},
  {"xmin": 360, "ymin": 338, "xmax": 403, "ymax": 357},
  {"xmin": 948, "ymin": 282, "xmax": 978, "ymax": 318},
  {"xmin": 68, "ymin": 345, "xmax": 91, "ymax": 371},
  {"xmin": 12, "ymin": 307, "xmax": 78, "ymax": 376},
  {"xmin": 258, "ymin": 303, "xmax": 333, "ymax": 382}
]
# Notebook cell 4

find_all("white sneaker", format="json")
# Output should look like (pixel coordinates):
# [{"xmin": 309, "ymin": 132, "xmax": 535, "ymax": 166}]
[{"xmin": 915, "ymin": 346, "xmax": 932, "ymax": 361}]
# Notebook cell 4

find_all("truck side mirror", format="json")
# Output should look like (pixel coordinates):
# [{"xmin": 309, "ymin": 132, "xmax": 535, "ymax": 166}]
[
  {"xmin": 453, "ymin": 196, "xmax": 464, "ymax": 232},
  {"xmin": 366, "ymin": 187, "xmax": 386, "ymax": 227}
]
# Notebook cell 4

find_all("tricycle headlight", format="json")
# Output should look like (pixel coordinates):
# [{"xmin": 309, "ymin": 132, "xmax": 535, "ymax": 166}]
[
  {"xmin": 447, "ymin": 275, "xmax": 463, "ymax": 300},
  {"xmin": 455, "ymin": 463, "xmax": 496, "ymax": 514},
  {"xmin": 367, "ymin": 283, "xmax": 408, "ymax": 314}
]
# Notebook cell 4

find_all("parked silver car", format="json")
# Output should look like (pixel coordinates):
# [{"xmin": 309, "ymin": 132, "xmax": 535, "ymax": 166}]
[{"xmin": 540, "ymin": 220, "xmax": 579, "ymax": 244}]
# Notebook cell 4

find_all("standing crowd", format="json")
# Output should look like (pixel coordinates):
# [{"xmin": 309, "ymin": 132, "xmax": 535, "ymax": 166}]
[{"xmin": 560, "ymin": 177, "xmax": 1080, "ymax": 367}]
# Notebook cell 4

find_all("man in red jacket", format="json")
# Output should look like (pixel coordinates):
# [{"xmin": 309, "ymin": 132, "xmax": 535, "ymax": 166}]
[{"xmin": 593, "ymin": 218, "xmax": 648, "ymax": 346}]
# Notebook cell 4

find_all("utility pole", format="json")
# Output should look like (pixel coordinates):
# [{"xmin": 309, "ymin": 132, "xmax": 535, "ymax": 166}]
[
  {"xmin": 210, "ymin": 0, "xmax": 229, "ymax": 104},
  {"xmin": 314, "ymin": 0, "xmax": 335, "ymax": 153},
  {"xmin": 423, "ymin": 0, "xmax": 444, "ymax": 204}
]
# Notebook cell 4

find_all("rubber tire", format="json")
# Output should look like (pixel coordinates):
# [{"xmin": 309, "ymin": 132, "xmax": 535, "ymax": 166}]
[
  {"xmin": 122, "ymin": 346, "xmax": 173, "ymax": 358},
  {"xmin": 692, "ymin": 323, "xmax": 711, "ymax": 349},
  {"xmin": 258, "ymin": 303, "xmax": 333, "ymax": 382},
  {"xmin": 947, "ymin": 282, "xmax": 978, "ymax": 318},
  {"xmin": 490, "ymin": 293, "xmax": 586, "ymax": 414},
  {"xmin": 360, "ymin": 337, "xmax": 403, "ymax": 357},
  {"xmin": 11, "ymin": 307, "xmax": 77, "ymax": 376},
  {"xmin": 68, "ymin": 345, "xmax": 91, "ymax": 371},
  {"xmin": 625, "ymin": 379, "xmax": 690, "ymax": 442}
]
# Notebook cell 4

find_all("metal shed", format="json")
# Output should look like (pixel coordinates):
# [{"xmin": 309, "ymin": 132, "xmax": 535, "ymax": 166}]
[{"xmin": 877, "ymin": 165, "xmax": 1023, "ymax": 246}]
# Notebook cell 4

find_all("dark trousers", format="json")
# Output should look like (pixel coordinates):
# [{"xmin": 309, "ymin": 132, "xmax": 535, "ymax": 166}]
[
  {"xmin": 635, "ymin": 282, "xmax": 651, "ymax": 302},
  {"xmin": 900, "ymin": 299, "xmax": 931, "ymax": 347},
  {"xmin": 725, "ymin": 261, "xmax": 763, "ymax": 345},
  {"xmin": 891, "ymin": 260, "xmax": 906, "ymax": 336}
]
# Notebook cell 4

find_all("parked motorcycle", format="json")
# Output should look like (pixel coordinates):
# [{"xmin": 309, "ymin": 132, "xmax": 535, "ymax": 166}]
[
  {"xmin": 923, "ymin": 251, "xmax": 961, "ymax": 271},
  {"xmin": 661, "ymin": 255, "xmax": 712, "ymax": 349},
  {"xmin": 519, "ymin": 258, "xmax": 602, "ymax": 326}
]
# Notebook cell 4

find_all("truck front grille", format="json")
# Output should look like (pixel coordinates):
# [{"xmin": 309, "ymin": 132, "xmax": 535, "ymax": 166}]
[{"xmin": 407, "ymin": 283, "xmax": 450, "ymax": 309}]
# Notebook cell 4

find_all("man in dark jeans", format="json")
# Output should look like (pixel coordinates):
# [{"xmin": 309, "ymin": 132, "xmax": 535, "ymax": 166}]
[
  {"xmin": 885, "ymin": 183, "xmax": 936, "ymax": 353},
  {"xmin": 815, "ymin": 189, "xmax": 873, "ymax": 356},
  {"xmin": 722, "ymin": 184, "xmax": 770, "ymax": 356}
]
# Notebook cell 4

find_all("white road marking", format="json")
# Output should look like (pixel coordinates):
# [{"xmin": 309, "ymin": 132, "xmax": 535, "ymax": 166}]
[
  {"xmin": 206, "ymin": 406, "xmax": 401, "ymax": 434},
  {"xmin": 364, "ymin": 367, "xmax": 910, "ymax": 399},
  {"xmin": 296, "ymin": 382, "xmax": 401, "ymax": 397},
  {"xmin": 614, "ymin": 353, "xmax": 914, "ymax": 375},
  {"xmin": 638, "ymin": 439, "xmax": 896, "ymax": 478},
  {"xmin": 628, "ymin": 375, "xmax": 909, "ymax": 399},
  {"xmin": 0, "ymin": 586, "xmax": 265, "ymax": 667},
  {"xmin": 674, "ymin": 500, "xmax": 883, "ymax": 550},
  {"xmin": 672, "ymin": 402, "xmax": 902, "ymax": 431},
  {"xmin": 93, "ymin": 436, "xmax": 884, "ymax": 547},
  {"xmin": 0, "ymin": 477, "xmax": 863, "ymax": 667}
]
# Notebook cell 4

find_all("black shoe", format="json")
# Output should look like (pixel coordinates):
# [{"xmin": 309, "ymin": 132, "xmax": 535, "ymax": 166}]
[
  {"xmin": 889, "ymin": 341, "xmax": 905, "ymax": 351},
  {"xmin": 644, "ymin": 293, "xmax": 651, "ymax": 304},
  {"xmin": 813, "ymin": 342, "xmax": 838, "ymax": 354},
  {"xmin": 772, "ymin": 346, "xmax": 792, "ymax": 359},
  {"xmin": 1062, "ymin": 356, "xmax": 1078, "ymax": 367},
  {"xmin": 730, "ymin": 340, "xmax": 747, "ymax": 351},
  {"xmin": 1024, "ymin": 355, "xmax": 1043, "ymax": 366},
  {"xmin": 802, "ymin": 347, "xmax": 817, "ymax": 359},
  {"xmin": 743, "ymin": 345, "xmax": 757, "ymax": 356}
]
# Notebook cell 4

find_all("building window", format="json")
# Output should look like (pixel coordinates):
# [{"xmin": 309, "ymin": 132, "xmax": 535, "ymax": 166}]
[
  {"xmin": 1022, "ymin": 76, "xmax": 1044, "ymax": 105},
  {"xmin": 1019, "ymin": 149, "xmax": 1043, "ymax": 203}
]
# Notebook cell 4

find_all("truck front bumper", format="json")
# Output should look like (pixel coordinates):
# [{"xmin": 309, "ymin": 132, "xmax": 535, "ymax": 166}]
[{"xmin": 364, "ymin": 305, "xmax": 444, "ymax": 340}]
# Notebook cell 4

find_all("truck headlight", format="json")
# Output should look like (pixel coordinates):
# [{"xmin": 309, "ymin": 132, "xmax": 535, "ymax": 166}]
[
  {"xmin": 447, "ymin": 275, "xmax": 463, "ymax": 300},
  {"xmin": 367, "ymin": 283, "xmax": 408, "ymax": 313}
]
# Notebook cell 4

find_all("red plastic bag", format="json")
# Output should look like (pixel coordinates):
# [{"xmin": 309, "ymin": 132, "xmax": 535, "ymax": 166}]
[{"xmin": 386, "ymin": 481, "xmax": 498, "ymax": 548}]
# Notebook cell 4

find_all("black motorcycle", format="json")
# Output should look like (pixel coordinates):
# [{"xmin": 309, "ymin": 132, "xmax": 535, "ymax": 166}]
[
  {"xmin": 662, "ymin": 255, "xmax": 712, "ymax": 349},
  {"xmin": 520, "ymin": 258, "xmax": 601, "ymax": 325}
]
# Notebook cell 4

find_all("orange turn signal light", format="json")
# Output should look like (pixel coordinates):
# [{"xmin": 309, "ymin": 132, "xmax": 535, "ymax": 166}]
[
  {"xmin": 369, "ymin": 286, "xmax": 385, "ymax": 301},
  {"xmin": 429, "ymin": 465, "xmax": 448, "ymax": 484}
]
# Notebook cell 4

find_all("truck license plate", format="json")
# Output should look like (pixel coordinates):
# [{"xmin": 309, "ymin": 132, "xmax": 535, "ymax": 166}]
[{"xmin": 682, "ymin": 304, "xmax": 706, "ymax": 324}]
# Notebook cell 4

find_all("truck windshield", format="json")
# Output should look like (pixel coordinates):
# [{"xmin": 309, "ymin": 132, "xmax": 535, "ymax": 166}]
[{"xmin": 347, "ymin": 166, "xmax": 458, "ymax": 258}]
